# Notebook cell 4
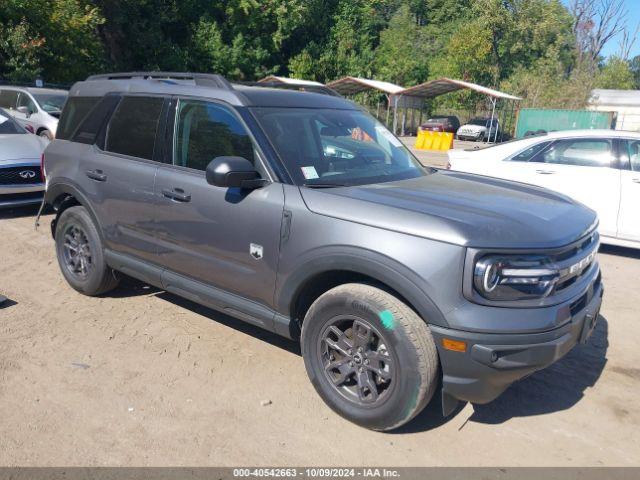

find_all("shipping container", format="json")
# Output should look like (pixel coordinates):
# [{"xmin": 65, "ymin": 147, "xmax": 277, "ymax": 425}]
[{"xmin": 515, "ymin": 108, "xmax": 615, "ymax": 138}]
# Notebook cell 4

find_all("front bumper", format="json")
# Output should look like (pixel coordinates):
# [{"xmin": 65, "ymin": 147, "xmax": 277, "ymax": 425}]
[
  {"xmin": 431, "ymin": 277, "xmax": 603, "ymax": 412},
  {"xmin": 0, "ymin": 185, "xmax": 45, "ymax": 209}
]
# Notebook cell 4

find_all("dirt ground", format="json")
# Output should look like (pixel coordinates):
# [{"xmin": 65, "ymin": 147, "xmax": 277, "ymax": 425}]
[{"xmin": 0, "ymin": 204, "xmax": 638, "ymax": 467}]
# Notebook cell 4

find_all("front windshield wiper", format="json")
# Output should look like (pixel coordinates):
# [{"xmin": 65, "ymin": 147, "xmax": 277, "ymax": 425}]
[{"xmin": 302, "ymin": 183, "xmax": 349, "ymax": 188}]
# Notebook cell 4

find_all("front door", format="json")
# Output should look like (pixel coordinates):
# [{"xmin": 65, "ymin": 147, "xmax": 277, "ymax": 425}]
[
  {"xmin": 154, "ymin": 98, "xmax": 284, "ymax": 310},
  {"xmin": 13, "ymin": 92, "xmax": 40, "ymax": 133},
  {"xmin": 618, "ymin": 139, "xmax": 640, "ymax": 242},
  {"xmin": 526, "ymin": 137, "xmax": 621, "ymax": 238}
]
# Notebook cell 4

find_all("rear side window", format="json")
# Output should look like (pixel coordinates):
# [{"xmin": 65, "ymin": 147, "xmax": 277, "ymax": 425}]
[
  {"xmin": 0, "ymin": 90, "xmax": 18, "ymax": 109},
  {"xmin": 106, "ymin": 96, "xmax": 164, "ymax": 160},
  {"xmin": 57, "ymin": 97, "xmax": 100, "ymax": 140},
  {"xmin": 72, "ymin": 95, "xmax": 121, "ymax": 145}
]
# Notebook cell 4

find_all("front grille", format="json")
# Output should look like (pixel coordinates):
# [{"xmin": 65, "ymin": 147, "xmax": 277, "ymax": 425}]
[
  {"xmin": 552, "ymin": 231, "xmax": 599, "ymax": 296},
  {"xmin": 0, "ymin": 166, "xmax": 42, "ymax": 185}
]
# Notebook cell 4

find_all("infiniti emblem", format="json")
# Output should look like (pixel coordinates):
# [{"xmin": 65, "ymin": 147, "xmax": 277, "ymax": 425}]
[{"xmin": 19, "ymin": 170, "xmax": 36, "ymax": 179}]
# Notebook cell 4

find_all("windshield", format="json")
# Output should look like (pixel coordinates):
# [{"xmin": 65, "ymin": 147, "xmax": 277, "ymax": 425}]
[
  {"xmin": 0, "ymin": 108, "xmax": 26, "ymax": 134},
  {"xmin": 33, "ymin": 93, "xmax": 67, "ymax": 113},
  {"xmin": 251, "ymin": 107, "xmax": 429, "ymax": 186}
]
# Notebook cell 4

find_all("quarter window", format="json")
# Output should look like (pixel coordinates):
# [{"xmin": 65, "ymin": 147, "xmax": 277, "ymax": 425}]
[
  {"xmin": 173, "ymin": 99, "xmax": 255, "ymax": 171},
  {"xmin": 56, "ymin": 97, "xmax": 100, "ymax": 140},
  {"xmin": 106, "ymin": 96, "xmax": 164, "ymax": 160},
  {"xmin": 532, "ymin": 138, "xmax": 613, "ymax": 168},
  {"xmin": 0, "ymin": 90, "xmax": 18, "ymax": 109}
]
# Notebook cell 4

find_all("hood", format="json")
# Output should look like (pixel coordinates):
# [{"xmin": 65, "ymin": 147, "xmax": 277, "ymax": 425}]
[
  {"xmin": 299, "ymin": 171, "xmax": 597, "ymax": 249},
  {"xmin": 0, "ymin": 134, "xmax": 47, "ymax": 163},
  {"xmin": 458, "ymin": 124, "xmax": 486, "ymax": 133}
]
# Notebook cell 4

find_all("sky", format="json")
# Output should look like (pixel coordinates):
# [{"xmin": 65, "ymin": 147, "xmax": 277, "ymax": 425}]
[{"xmin": 562, "ymin": 0, "xmax": 640, "ymax": 59}]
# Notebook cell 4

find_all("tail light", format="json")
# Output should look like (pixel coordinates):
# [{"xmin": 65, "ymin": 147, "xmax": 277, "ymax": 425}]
[{"xmin": 40, "ymin": 152, "xmax": 46, "ymax": 182}]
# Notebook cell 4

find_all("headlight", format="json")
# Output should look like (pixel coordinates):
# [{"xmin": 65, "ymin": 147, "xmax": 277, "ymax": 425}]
[{"xmin": 473, "ymin": 255, "xmax": 559, "ymax": 301}]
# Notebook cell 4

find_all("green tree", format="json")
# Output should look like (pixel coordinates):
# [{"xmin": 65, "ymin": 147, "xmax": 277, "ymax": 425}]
[
  {"xmin": 374, "ymin": 5, "xmax": 430, "ymax": 86},
  {"xmin": 595, "ymin": 56, "xmax": 636, "ymax": 90}
]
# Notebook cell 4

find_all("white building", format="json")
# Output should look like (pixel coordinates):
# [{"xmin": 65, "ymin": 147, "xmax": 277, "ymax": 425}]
[{"xmin": 588, "ymin": 89, "xmax": 640, "ymax": 132}]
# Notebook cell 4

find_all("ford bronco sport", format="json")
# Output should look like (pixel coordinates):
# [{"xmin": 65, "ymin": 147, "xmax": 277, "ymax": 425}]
[{"xmin": 41, "ymin": 72, "xmax": 603, "ymax": 431}]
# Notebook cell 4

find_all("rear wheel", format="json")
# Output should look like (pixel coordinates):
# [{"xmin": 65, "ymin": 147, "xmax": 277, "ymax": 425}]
[
  {"xmin": 301, "ymin": 283, "xmax": 439, "ymax": 431},
  {"xmin": 55, "ymin": 206, "xmax": 119, "ymax": 296}
]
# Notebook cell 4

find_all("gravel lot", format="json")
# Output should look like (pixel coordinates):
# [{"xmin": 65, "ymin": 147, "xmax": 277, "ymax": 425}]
[{"xmin": 1, "ymin": 140, "xmax": 639, "ymax": 466}]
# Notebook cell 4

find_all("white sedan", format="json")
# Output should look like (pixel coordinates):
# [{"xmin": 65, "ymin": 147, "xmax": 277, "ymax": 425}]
[{"xmin": 447, "ymin": 129, "xmax": 640, "ymax": 249}]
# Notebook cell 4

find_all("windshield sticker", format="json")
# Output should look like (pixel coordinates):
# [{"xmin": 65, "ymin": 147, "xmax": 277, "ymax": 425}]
[
  {"xmin": 375, "ymin": 125, "xmax": 402, "ymax": 147},
  {"xmin": 301, "ymin": 166, "xmax": 319, "ymax": 180}
]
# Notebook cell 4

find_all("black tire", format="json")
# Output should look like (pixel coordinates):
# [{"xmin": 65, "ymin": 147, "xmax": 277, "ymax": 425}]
[
  {"xmin": 39, "ymin": 129, "xmax": 53, "ymax": 140},
  {"xmin": 301, "ymin": 283, "xmax": 439, "ymax": 431},
  {"xmin": 55, "ymin": 206, "xmax": 119, "ymax": 296}
]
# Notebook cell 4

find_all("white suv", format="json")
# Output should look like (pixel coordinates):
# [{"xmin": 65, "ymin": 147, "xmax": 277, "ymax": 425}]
[{"xmin": 0, "ymin": 86, "xmax": 68, "ymax": 140}]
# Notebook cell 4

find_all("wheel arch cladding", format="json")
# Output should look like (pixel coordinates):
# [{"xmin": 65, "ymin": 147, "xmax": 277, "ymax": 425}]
[
  {"xmin": 280, "ymin": 253, "xmax": 448, "ymax": 332},
  {"xmin": 47, "ymin": 183, "xmax": 104, "ymax": 241}
]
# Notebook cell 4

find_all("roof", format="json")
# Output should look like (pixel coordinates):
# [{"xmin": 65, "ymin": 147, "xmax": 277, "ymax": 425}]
[
  {"xmin": 326, "ymin": 76, "xmax": 406, "ymax": 96},
  {"xmin": 400, "ymin": 78, "xmax": 521, "ymax": 100},
  {"xmin": 543, "ymin": 129, "xmax": 640, "ymax": 138},
  {"xmin": 589, "ymin": 89, "xmax": 640, "ymax": 107},
  {"xmin": 233, "ymin": 85, "xmax": 356, "ymax": 109},
  {"xmin": 70, "ymin": 74, "xmax": 357, "ymax": 109},
  {"xmin": 0, "ymin": 86, "xmax": 68, "ymax": 95},
  {"xmin": 258, "ymin": 75, "xmax": 324, "ymax": 87}
]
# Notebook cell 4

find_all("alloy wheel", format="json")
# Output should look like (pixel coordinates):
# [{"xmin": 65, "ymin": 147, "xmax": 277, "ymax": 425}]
[{"xmin": 318, "ymin": 316, "xmax": 395, "ymax": 406}]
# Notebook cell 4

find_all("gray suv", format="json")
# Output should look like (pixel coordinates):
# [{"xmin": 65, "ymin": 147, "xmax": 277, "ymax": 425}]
[{"xmin": 41, "ymin": 72, "xmax": 603, "ymax": 431}]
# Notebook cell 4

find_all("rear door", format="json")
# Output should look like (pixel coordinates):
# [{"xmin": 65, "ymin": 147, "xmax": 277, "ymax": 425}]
[
  {"xmin": 526, "ymin": 137, "xmax": 620, "ymax": 237},
  {"xmin": 78, "ymin": 94, "xmax": 166, "ymax": 264},
  {"xmin": 153, "ymin": 97, "xmax": 284, "ymax": 311},
  {"xmin": 618, "ymin": 139, "xmax": 640, "ymax": 242}
]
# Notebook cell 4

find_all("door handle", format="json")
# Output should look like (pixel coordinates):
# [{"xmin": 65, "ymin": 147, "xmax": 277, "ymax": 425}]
[
  {"xmin": 86, "ymin": 169, "xmax": 107, "ymax": 182},
  {"xmin": 535, "ymin": 169, "xmax": 556, "ymax": 175},
  {"xmin": 162, "ymin": 188, "xmax": 191, "ymax": 202},
  {"xmin": 632, "ymin": 178, "xmax": 640, "ymax": 184}
]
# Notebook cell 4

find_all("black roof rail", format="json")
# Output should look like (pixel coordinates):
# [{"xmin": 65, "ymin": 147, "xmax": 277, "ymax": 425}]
[{"xmin": 85, "ymin": 72, "xmax": 233, "ymax": 90}]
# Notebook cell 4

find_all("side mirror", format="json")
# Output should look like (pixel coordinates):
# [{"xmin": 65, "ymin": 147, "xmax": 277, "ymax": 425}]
[
  {"xmin": 17, "ymin": 106, "xmax": 32, "ymax": 117},
  {"xmin": 205, "ymin": 156, "xmax": 264, "ymax": 189}
]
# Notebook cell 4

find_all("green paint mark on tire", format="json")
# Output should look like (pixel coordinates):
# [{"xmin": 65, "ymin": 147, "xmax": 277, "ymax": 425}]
[{"xmin": 379, "ymin": 309, "xmax": 395, "ymax": 330}]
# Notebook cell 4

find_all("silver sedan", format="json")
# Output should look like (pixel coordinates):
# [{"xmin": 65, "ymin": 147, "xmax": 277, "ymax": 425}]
[{"xmin": 0, "ymin": 108, "xmax": 48, "ymax": 209}]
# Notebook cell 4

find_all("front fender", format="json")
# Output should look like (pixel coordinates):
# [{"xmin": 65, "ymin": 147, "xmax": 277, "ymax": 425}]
[{"xmin": 276, "ymin": 246, "xmax": 449, "ymax": 329}]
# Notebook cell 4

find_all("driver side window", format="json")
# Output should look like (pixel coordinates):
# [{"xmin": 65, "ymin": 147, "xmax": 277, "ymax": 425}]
[
  {"xmin": 532, "ymin": 138, "xmax": 613, "ymax": 168},
  {"xmin": 173, "ymin": 99, "xmax": 256, "ymax": 172},
  {"xmin": 17, "ymin": 92, "xmax": 37, "ymax": 114}
]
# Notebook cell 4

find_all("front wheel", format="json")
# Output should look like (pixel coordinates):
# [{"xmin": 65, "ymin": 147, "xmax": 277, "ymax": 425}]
[
  {"xmin": 39, "ymin": 129, "xmax": 53, "ymax": 141},
  {"xmin": 301, "ymin": 283, "xmax": 439, "ymax": 431}
]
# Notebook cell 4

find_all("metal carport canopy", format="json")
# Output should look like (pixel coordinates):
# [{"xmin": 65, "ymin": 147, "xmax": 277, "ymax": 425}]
[
  {"xmin": 326, "ymin": 76, "xmax": 405, "ymax": 96},
  {"xmin": 399, "ymin": 77, "xmax": 521, "ymax": 100},
  {"xmin": 258, "ymin": 75, "xmax": 325, "ymax": 87}
]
